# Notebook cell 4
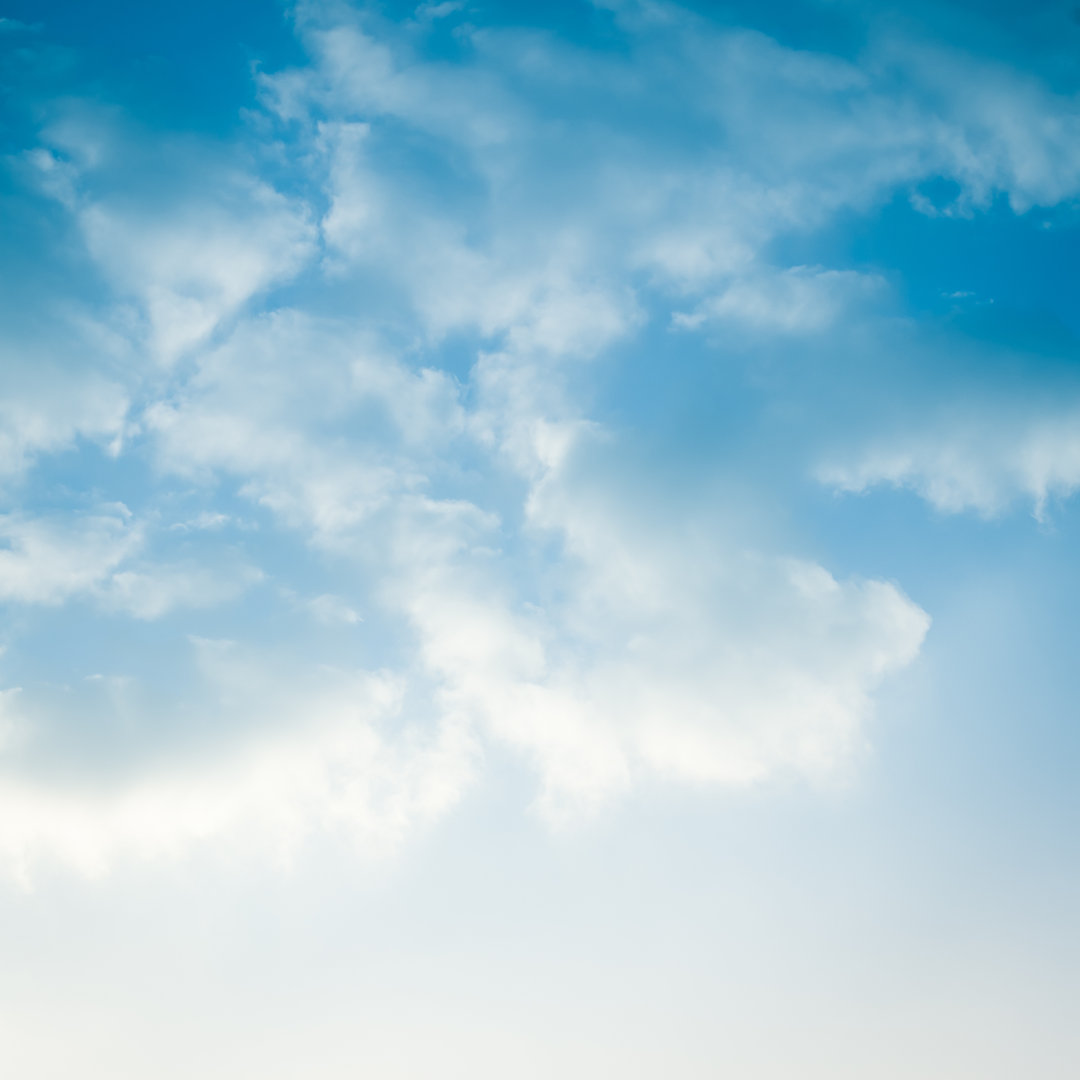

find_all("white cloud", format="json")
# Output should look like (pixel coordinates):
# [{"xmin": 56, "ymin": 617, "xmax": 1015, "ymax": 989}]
[
  {"xmin": 673, "ymin": 267, "xmax": 886, "ymax": 334},
  {"xmin": 388, "ymin": 430, "xmax": 930, "ymax": 821},
  {"xmin": 893, "ymin": 40, "xmax": 1080, "ymax": 213},
  {"xmin": 168, "ymin": 511, "xmax": 234, "ymax": 533},
  {"xmin": 0, "ymin": 513, "xmax": 260, "ymax": 618},
  {"xmin": 311, "ymin": 119, "xmax": 641, "ymax": 357},
  {"xmin": 262, "ymin": 17, "xmax": 521, "ymax": 148},
  {"xmin": 29, "ymin": 121, "xmax": 316, "ymax": 365},
  {"xmin": 819, "ymin": 408, "xmax": 1080, "ymax": 519},
  {"xmin": 0, "ymin": 653, "xmax": 475, "ymax": 883},
  {"xmin": 145, "ymin": 309, "xmax": 467, "ymax": 540},
  {"xmin": 306, "ymin": 593, "xmax": 362, "ymax": 625},
  {"xmin": 0, "ymin": 339, "xmax": 129, "ymax": 480},
  {"xmin": 415, "ymin": 1, "xmax": 464, "ymax": 21},
  {"xmin": 111, "ymin": 12, "xmax": 944, "ymax": 826},
  {"xmin": 255, "ymin": 1, "xmax": 1080, "ymax": 370},
  {"xmin": 103, "ymin": 562, "xmax": 265, "ymax": 620},
  {"xmin": 0, "ymin": 511, "xmax": 140, "ymax": 606},
  {"xmin": 77, "ymin": 186, "xmax": 315, "ymax": 364}
]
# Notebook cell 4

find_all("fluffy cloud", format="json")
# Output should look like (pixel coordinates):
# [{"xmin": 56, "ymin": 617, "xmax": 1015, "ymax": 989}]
[
  {"xmin": 819, "ymin": 406, "xmax": 1080, "ymax": 519},
  {"xmin": 145, "ymin": 308, "xmax": 466, "ymax": 539},
  {"xmin": 0, "ymin": 649, "xmax": 475, "ymax": 882},
  {"xmin": 390, "ymin": 429, "xmax": 929, "ymax": 820}
]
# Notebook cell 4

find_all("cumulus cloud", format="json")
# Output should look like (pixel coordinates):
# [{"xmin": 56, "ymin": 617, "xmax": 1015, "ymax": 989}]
[{"xmin": 390, "ymin": 429, "xmax": 929, "ymax": 821}]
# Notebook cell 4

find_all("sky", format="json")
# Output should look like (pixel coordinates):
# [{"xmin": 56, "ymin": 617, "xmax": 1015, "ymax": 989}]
[{"xmin": 0, "ymin": 0, "xmax": 1078, "ymax": 1075}]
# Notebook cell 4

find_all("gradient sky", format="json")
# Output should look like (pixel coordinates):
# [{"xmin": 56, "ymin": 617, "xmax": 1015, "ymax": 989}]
[{"xmin": 1, "ymin": 1, "xmax": 1079, "ymax": 1076}]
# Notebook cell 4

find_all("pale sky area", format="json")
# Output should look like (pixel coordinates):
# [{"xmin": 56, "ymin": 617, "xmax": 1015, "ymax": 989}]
[{"xmin": 0, "ymin": 1, "xmax": 1078, "ymax": 1076}]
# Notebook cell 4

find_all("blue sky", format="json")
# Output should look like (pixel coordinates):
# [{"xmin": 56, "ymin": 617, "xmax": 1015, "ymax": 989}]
[{"xmin": 1, "ymin": 1, "xmax": 1078, "ymax": 1075}]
